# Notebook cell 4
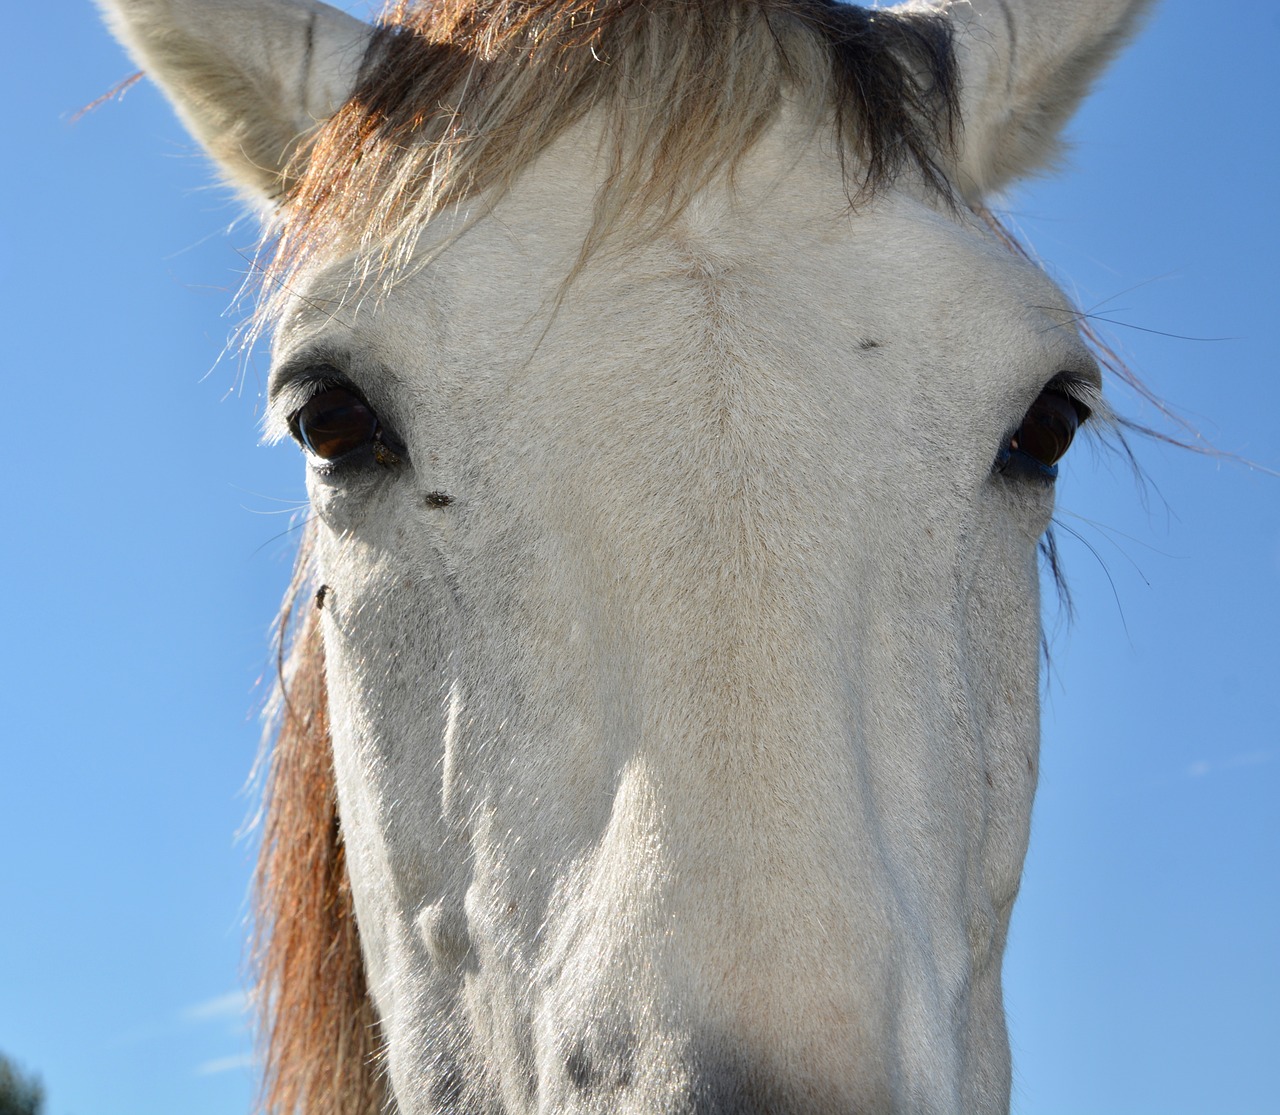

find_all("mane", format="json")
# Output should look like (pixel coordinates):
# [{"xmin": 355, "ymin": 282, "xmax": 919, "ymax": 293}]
[
  {"xmin": 253, "ymin": 3, "xmax": 959, "ymax": 1112},
  {"xmin": 260, "ymin": 0, "xmax": 957, "ymax": 318},
  {"xmin": 254, "ymin": 529, "xmax": 386, "ymax": 1115}
]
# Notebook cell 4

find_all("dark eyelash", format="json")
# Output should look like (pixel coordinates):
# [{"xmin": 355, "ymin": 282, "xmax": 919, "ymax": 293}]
[
  {"xmin": 278, "ymin": 367, "xmax": 361, "ymax": 422},
  {"xmin": 1045, "ymin": 373, "xmax": 1100, "ymax": 423}
]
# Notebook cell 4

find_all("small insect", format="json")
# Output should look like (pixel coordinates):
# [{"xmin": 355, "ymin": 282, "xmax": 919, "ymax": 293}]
[
  {"xmin": 424, "ymin": 491, "xmax": 454, "ymax": 508},
  {"xmin": 315, "ymin": 584, "xmax": 331, "ymax": 611},
  {"xmin": 373, "ymin": 439, "xmax": 402, "ymax": 469}
]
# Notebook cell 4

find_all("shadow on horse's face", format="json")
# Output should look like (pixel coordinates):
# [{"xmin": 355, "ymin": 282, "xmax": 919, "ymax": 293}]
[{"xmin": 100, "ymin": 0, "xmax": 1154, "ymax": 1109}]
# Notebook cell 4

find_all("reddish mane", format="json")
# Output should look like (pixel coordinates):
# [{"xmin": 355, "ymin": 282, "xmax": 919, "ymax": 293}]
[{"xmin": 254, "ymin": 529, "xmax": 386, "ymax": 1114}]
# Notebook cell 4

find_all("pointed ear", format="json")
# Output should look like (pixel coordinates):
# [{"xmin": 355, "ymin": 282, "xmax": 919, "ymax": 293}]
[
  {"xmin": 907, "ymin": 0, "xmax": 1156, "ymax": 202},
  {"xmin": 99, "ymin": 0, "xmax": 373, "ymax": 203}
]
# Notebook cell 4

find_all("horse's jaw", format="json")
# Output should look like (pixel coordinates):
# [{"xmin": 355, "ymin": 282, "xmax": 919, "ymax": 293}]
[{"xmin": 282, "ymin": 123, "xmax": 1086, "ymax": 1114}]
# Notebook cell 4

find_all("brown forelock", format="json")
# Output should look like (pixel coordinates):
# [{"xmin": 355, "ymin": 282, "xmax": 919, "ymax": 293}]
[
  {"xmin": 260, "ymin": 0, "xmax": 957, "ymax": 318},
  {"xmin": 253, "ymin": 527, "xmax": 387, "ymax": 1115}
]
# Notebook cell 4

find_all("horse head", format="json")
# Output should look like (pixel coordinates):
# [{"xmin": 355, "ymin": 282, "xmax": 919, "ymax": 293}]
[{"xmin": 100, "ymin": 1, "xmax": 1154, "ymax": 1111}]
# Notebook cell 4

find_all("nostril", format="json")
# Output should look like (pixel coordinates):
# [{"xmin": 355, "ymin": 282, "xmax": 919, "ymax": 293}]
[{"xmin": 687, "ymin": 1049, "xmax": 823, "ymax": 1115}]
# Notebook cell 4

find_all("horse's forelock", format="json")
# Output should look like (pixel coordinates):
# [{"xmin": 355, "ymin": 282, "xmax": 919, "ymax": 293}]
[
  {"xmin": 258, "ymin": 0, "xmax": 957, "ymax": 322},
  {"xmin": 254, "ymin": 526, "xmax": 387, "ymax": 1115}
]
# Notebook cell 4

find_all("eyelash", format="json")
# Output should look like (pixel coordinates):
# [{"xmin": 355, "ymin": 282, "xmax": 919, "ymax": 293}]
[{"xmin": 994, "ymin": 378, "xmax": 1093, "ymax": 481}]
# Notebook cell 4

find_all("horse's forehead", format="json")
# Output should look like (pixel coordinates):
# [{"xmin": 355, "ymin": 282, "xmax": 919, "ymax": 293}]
[
  {"xmin": 275, "ymin": 120, "xmax": 1093, "ymax": 473},
  {"xmin": 282, "ymin": 191, "xmax": 1073, "ymax": 386}
]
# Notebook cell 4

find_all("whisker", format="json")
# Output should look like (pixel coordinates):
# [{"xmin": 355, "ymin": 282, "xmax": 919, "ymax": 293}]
[
  {"xmin": 242, "ymin": 504, "xmax": 312, "ymax": 517},
  {"xmin": 1030, "ymin": 304, "xmax": 1236, "ymax": 343},
  {"xmin": 251, "ymin": 512, "xmax": 317, "ymax": 557},
  {"xmin": 1051, "ymin": 517, "xmax": 1133, "ymax": 645},
  {"xmin": 227, "ymin": 483, "xmax": 310, "ymax": 507},
  {"xmin": 1056, "ymin": 508, "xmax": 1176, "ymax": 567},
  {"xmin": 1077, "ymin": 272, "xmax": 1180, "ymax": 315}
]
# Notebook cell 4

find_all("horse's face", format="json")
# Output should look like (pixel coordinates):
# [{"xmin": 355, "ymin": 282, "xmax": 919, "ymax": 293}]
[
  {"xmin": 102, "ymin": 0, "xmax": 1153, "ymax": 1110},
  {"xmin": 267, "ymin": 119, "xmax": 1096, "ymax": 1111}
]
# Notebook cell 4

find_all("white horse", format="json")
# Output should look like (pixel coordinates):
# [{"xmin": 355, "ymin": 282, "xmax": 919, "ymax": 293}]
[{"xmin": 101, "ymin": 1, "xmax": 1153, "ymax": 1112}]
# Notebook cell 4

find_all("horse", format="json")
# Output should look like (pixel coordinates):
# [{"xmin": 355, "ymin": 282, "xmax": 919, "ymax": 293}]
[{"xmin": 99, "ymin": 0, "xmax": 1155, "ymax": 1111}]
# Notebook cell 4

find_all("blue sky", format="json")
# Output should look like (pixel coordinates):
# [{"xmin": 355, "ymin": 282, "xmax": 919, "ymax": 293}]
[{"xmin": 2, "ymin": 2, "xmax": 1276, "ymax": 1113}]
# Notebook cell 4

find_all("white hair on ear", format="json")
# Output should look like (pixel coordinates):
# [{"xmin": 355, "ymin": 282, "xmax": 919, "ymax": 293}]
[
  {"xmin": 98, "ymin": 0, "xmax": 372, "ymax": 201},
  {"xmin": 896, "ymin": 0, "xmax": 1157, "ymax": 199}
]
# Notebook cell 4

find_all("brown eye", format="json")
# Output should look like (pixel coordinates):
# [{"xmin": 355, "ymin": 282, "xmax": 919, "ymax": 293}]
[
  {"xmin": 294, "ymin": 387, "xmax": 378, "ymax": 460},
  {"xmin": 1008, "ymin": 389, "xmax": 1088, "ymax": 470}
]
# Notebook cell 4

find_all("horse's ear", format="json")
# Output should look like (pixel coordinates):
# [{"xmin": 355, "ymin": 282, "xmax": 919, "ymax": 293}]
[
  {"xmin": 911, "ymin": 0, "xmax": 1156, "ymax": 201},
  {"xmin": 98, "ymin": 0, "xmax": 373, "ymax": 203}
]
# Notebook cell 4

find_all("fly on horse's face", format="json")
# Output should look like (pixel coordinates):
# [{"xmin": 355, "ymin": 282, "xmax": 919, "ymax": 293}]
[{"xmin": 101, "ymin": 1, "xmax": 1154, "ymax": 1111}]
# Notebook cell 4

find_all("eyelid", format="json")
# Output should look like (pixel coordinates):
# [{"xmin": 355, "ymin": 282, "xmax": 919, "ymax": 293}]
[
  {"xmin": 1044, "ymin": 372, "xmax": 1100, "ymax": 423},
  {"xmin": 265, "ymin": 359, "xmax": 361, "ymax": 444}
]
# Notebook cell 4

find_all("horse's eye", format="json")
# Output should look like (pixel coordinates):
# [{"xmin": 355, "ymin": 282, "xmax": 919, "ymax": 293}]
[
  {"xmin": 1004, "ymin": 389, "xmax": 1089, "ymax": 474},
  {"xmin": 293, "ymin": 387, "xmax": 379, "ymax": 460}
]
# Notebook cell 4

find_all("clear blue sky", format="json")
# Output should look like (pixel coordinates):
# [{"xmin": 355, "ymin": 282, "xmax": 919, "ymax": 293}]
[{"xmin": 2, "ymin": 3, "xmax": 1276, "ymax": 1113}]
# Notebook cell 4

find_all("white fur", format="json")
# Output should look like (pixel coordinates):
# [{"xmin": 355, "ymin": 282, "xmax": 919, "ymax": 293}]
[
  {"xmin": 928, "ymin": 0, "xmax": 1158, "ymax": 198},
  {"xmin": 101, "ymin": 1, "xmax": 1155, "ymax": 1111},
  {"xmin": 98, "ymin": 0, "xmax": 371, "ymax": 199}
]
